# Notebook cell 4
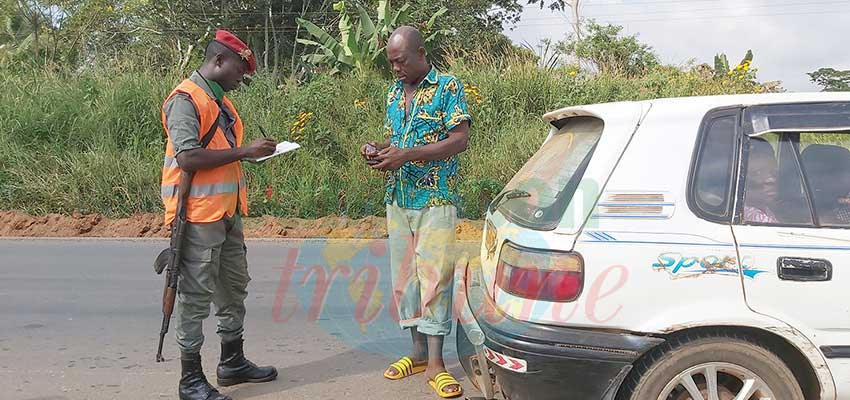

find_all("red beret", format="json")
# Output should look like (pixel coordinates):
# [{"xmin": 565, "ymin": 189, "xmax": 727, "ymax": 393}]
[{"xmin": 214, "ymin": 29, "xmax": 256, "ymax": 75}]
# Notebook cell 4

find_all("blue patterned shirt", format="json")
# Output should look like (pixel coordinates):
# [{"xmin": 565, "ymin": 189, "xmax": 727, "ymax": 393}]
[{"xmin": 384, "ymin": 67, "xmax": 472, "ymax": 209}]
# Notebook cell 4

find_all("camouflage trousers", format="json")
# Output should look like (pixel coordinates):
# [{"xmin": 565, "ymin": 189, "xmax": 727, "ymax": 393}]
[
  {"xmin": 387, "ymin": 201, "xmax": 457, "ymax": 336},
  {"xmin": 175, "ymin": 213, "xmax": 251, "ymax": 353}
]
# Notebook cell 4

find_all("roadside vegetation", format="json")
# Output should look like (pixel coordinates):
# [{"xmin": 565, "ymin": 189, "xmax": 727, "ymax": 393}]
[{"xmin": 0, "ymin": 1, "xmax": 785, "ymax": 219}]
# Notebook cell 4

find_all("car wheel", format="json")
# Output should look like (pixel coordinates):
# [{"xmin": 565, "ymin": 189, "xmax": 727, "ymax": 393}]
[{"xmin": 618, "ymin": 331, "xmax": 804, "ymax": 400}]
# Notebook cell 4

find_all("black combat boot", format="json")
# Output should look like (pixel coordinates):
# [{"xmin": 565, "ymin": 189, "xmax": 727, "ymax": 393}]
[
  {"xmin": 217, "ymin": 337, "xmax": 278, "ymax": 387},
  {"xmin": 179, "ymin": 352, "xmax": 232, "ymax": 400}
]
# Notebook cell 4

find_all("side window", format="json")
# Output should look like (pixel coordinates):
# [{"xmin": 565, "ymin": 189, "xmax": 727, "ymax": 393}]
[
  {"xmin": 740, "ymin": 134, "xmax": 813, "ymax": 226},
  {"xmin": 739, "ymin": 132, "xmax": 850, "ymax": 228},
  {"xmin": 691, "ymin": 111, "xmax": 739, "ymax": 222},
  {"xmin": 738, "ymin": 102, "xmax": 850, "ymax": 228},
  {"xmin": 799, "ymin": 133, "xmax": 850, "ymax": 227}
]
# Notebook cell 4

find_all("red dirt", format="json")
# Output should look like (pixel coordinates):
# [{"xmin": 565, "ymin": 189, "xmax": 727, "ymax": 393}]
[{"xmin": 0, "ymin": 211, "xmax": 484, "ymax": 241}]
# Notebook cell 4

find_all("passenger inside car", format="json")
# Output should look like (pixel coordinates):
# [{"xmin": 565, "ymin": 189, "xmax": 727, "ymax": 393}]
[{"xmin": 743, "ymin": 138, "xmax": 780, "ymax": 224}]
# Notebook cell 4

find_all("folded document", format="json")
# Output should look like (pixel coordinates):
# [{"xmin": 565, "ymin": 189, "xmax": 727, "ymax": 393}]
[{"xmin": 252, "ymin": 141, "xmax": 301, "ymax": 162}]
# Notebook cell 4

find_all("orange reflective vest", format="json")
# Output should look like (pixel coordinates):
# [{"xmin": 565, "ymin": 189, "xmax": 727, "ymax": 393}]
[{"xmin": 160, "ymin": 79, "xmax": 248, "ymax": 225}]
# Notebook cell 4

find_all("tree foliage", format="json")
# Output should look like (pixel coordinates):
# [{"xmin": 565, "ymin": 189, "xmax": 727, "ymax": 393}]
[
  {"xmin": 710, "ymin": 50, "xmax": 757, "ymax": 82},
  {"xmin": 713, "ymin": 53, "xmax": 729, "ymax": 79},
  {"xmin": 809, "ymin": 68, "xmax": 850, "ymax": 92},
  {"xmin": 296, "ymin": 0, "xmax": 446, "ymax": 75},
  {"xmin": 557, "ymin": 20, "xmax": 659, "ymax": 77},
  {"xmin": 0, "ymin": 0, "xmax": 525, "ymax": 75},
  {"xmin": 389, "ymin": 0, "xmax": 521, "ymax": 50}
]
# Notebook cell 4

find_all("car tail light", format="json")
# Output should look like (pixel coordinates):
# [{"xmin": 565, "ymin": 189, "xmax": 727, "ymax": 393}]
[{"xmin": 495, "ymin": 241, "xmax": 583, "ymax": 302}]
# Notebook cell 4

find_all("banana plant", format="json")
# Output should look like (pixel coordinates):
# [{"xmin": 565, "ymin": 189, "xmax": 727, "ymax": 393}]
[
  {"xmin": 713, "ymin": 53, "xmax": 729, "ymax": 79},
  {"xmin": 713, "ymin": 50, "xmax": 754, "ymax": 78},
  {"xmin": 296, "ymin": 0, "xmax": 447, "ymax": 75}
]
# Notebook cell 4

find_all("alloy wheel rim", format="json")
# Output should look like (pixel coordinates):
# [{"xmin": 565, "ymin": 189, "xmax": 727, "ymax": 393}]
[{"xmin": 657, "ymin": 362, "xmax": 776, "ymax": 400}]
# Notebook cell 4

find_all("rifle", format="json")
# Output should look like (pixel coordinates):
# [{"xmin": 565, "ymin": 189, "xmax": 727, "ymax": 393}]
[
  {"xmin": 153, "ymin": 116, "xmax": 220, "ymax": 362},
  {"xmin": 154, "ymin": 171, "xmax": 193, "ymax": 362}
]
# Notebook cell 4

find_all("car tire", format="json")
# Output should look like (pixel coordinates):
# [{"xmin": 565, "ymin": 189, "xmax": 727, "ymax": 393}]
[{"xmin": 617, "ymin": 331, "xmax": 804, "ymax": 400}]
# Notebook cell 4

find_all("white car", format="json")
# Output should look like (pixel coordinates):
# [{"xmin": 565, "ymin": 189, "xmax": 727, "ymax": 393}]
[{"xmin": 456, "ymin": 93, "xmax": 850, "ymax": 400}]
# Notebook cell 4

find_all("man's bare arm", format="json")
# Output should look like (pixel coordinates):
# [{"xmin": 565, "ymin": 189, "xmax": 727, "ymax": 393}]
[{"xmin": 176, "ymin": 138, "xmax": 276, "ymax": 172}]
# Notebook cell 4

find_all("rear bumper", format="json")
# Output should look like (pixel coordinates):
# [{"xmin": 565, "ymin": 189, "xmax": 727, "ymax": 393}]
[{"xmin": 460, "ymin": 268, "xmax": 664, "ymax": 400}]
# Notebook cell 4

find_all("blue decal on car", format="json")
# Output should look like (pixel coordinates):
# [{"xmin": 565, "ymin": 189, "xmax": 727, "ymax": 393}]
[{"xmin": 652, "ymin": 253, "xmax": 768, "ymax": 279}]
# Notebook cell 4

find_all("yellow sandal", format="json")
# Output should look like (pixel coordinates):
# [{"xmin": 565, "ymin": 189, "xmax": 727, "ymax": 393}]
[
  {"xmin": 383, "ymin": 356, "xmax": 426, "ymax": 380},
  {"xmin": 428, "ymin": 372, "xmax": 463, "ymax": 398}
]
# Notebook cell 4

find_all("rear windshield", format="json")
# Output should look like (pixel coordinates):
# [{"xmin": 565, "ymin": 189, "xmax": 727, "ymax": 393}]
[{"xmin": 495, "ymin": 116, "xmax": 604, "ymax": 230}]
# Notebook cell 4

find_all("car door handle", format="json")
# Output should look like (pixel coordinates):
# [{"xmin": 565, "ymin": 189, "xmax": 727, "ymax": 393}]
[{"xmin": 777, "ymin": 257, "xmax": 832, "ymax": 282}]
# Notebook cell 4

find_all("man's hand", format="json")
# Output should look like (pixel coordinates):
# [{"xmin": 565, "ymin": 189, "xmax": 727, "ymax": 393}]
[
  {"xmin": 361, "ymin": 140, "xmax": 391, "ymax": 166},
  {"xmin": 360, "ymin": 142, "xmax": 379, "ymax": 159},
  {"xmin": 242, "ymin": 138, "xmax": 277, "ymax": 159},
  {"xmin": 371, "ymin": 146, "xmax": 412, "ymax": 171}
]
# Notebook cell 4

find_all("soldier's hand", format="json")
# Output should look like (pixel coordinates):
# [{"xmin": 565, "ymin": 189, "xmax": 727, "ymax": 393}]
[{"xmin": 244, "ymin": 138, "xmax": 277, "ymax": 159}]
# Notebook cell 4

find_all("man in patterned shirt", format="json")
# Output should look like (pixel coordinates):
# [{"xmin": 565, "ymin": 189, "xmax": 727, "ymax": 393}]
[{"xmin": 360, "ymin": 26, "xmax": 471, "ymax": 398}]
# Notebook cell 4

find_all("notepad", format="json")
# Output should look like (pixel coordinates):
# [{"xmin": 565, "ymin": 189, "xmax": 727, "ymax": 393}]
[{"xmin": 251, "ymin": 141, "xmax": 301, "ymax": 162}]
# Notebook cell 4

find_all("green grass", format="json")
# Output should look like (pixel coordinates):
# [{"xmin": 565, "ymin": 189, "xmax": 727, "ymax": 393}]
[{"xmin": 0, "ymin": 57, "xmax": 765, "ymax": 219}]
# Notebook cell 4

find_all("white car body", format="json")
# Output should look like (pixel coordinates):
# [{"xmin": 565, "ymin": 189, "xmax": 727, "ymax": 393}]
[{"xmin": 462, "ymin": 93, "xmax": 850, "ymax": 400}]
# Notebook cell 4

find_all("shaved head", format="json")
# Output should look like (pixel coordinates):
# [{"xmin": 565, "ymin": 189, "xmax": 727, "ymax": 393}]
[
  {"xmin": 386, "ymin": 26, "xmax": 430, "ymax": 85},
  {"xmin": 388, "ymin": 26, "xmax": 424, "ymax": 54}
]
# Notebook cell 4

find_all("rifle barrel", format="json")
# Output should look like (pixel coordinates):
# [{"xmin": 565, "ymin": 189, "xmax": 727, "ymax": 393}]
[{"xmin": 156, "ymin": 312, "xmax": 170, "ymax": 362}]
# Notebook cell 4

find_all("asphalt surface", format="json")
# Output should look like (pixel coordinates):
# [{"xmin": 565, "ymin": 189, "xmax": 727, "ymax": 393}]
[{"xmin": 0, "ymin": 238, "xmax": 485, "ymax": 400}]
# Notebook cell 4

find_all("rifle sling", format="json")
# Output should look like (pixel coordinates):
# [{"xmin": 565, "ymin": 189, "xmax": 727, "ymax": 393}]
[
  {"xmin": 174, "ymin": 110, "xmax": 223, "ymax": 218},
  {"xmin": 198, "ymin": 112, "xmax": 221, "ymax": 149}
]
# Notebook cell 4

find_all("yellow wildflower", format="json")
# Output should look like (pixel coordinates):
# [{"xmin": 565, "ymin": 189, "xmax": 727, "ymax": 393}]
[
  {"xmin": 353, "ymin": 98, "xmax": 367, "ymax": 108},
  {"xmin": 290, "ymin": 111, "xmax": 313, "ymax": 136},
  {"xmin": 733, "ymin": 60, "xmax": 752, "ymax": 73},
  {"xmin": 464, "ymin": 85, "xmax": 483, "ymax": 104},
  {"xmin": 569, "ymin": 70, "xmax": 577, "ymax": 77}
]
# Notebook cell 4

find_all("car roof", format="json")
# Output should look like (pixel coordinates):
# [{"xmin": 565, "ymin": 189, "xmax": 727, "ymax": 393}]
[{"xmin": 543, "ymin": 92, "xmax": 850, "ymax": 123}]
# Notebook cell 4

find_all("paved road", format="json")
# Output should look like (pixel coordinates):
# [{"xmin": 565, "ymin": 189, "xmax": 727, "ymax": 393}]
[{"xmin": 0, "ymin": 238, "xmax": 484, "ymax": 400}]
